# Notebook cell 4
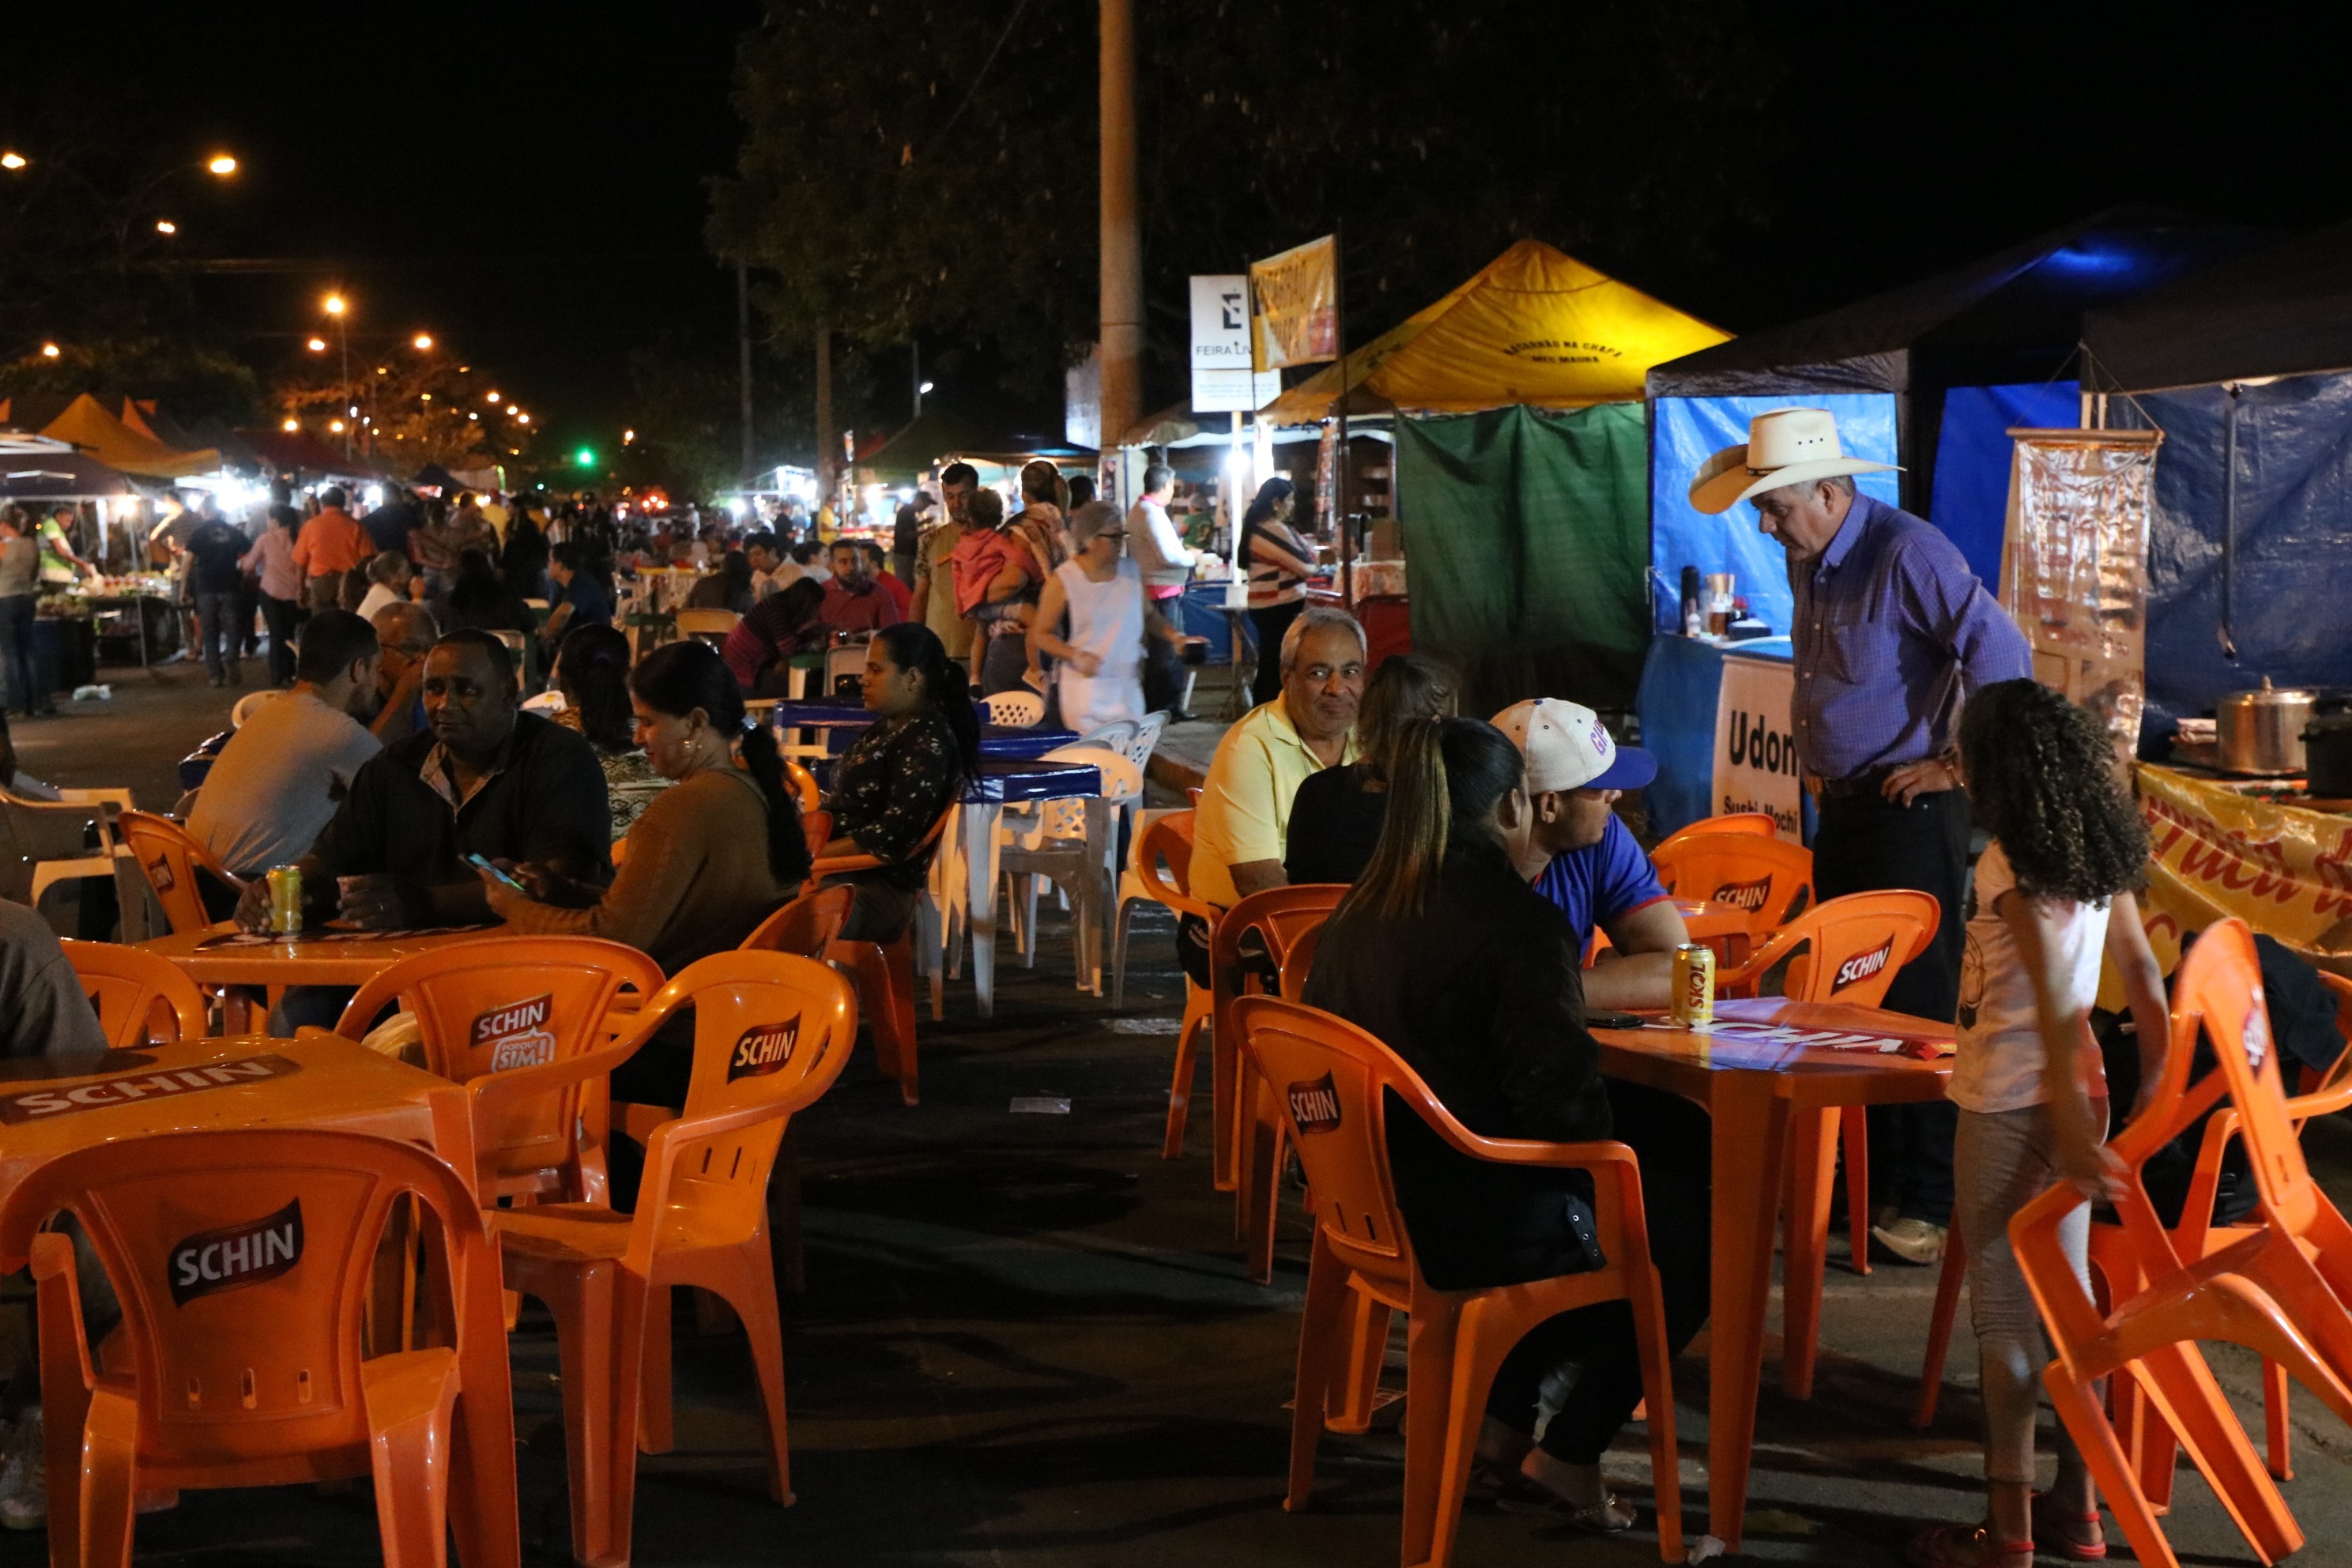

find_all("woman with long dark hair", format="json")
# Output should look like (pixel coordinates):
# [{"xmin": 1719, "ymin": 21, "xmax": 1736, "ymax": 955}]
[
  {"xmin": 500, "ymin": 504, "xmax": 550, "ymax": 600},
  {"xmin": 480, "ymin": 635, "xmax": 808, "ymax": 980},
  {"xmin": 1302, "ymin": 715, "xmax": 1711, "ymax": 1534},
  {"xmin": 551, "ymin": 624, "xmax": 670, "ymax": 839},
  {"xmin": 443, "ymin": 548, "xmax": 533, "ymax": 637},
  {"xmin": 1239, "ymin": 476, "xmax": 1315, "ymax": 707},
  {"xmin": 1283, "ymin": 653, "xmax": 1458, "ymax": 885},
  {"xmin": 818, "ymin": 621, "xmax": 979, "ymax": 941},
  {"xmin": 688, "ymin": 548, "xmax": 757, "ymax": 616}
]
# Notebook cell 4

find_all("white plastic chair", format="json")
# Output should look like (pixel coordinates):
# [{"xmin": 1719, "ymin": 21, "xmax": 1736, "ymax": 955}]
[
  {"xmin": 824, "ymin": 640, "xmax": 869, "ymax": 697},
  {"xmin": 998, "ymin": 745, "xmax": 1142, "ymax": 993},
  {"xmin": 982, "ymin": 689, "xmax": 1046, "ymax": 729},
  {"xmin": 1125, "ymin": 710, "xmax": 1169, "ymax": 772},
  {"xmin": 521, "ymin": 689, "xmax": 568, "ymax": 715},
  {"xmin": 229, "ymin": 689, "xmax": 280, "ymax": 728},
  {"xmin": 1076, "ymin": 718, "xmax": 1140, "ymax": 757}
]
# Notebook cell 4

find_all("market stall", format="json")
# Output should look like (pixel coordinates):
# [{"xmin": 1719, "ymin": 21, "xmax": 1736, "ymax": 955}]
[
  {"xmin": 0, "ymin": 434, "xmax": 172, "ymax": 694},
  {"xmin": 1263, "ymin": 239, "xmax": 1730, "ymax": 713}
]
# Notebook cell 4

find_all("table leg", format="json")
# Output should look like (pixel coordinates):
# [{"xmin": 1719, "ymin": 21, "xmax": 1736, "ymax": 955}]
[
  {"xmin": 1706, "ymin": 1072, "xmax": 1788, "ymax": 1551},
  {"xmin": 1781, "ymin": 1106, "xmax": 1837, "ymax": 1399},
  {"xmin": 963, "ymin": 801, "xmax": 1002, "ymax": 1018}
]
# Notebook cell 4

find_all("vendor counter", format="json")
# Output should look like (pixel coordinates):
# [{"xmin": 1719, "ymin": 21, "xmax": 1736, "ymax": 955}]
[{"xmin": 1635, "ymin": 633, "xmax": 1811, "ymax": 844}]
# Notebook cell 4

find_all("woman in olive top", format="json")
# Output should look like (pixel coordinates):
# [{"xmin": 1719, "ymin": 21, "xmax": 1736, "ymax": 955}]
[
  {"xmin": 818, "ymin": 622, "xmax": 979, "ymax": 941},
  {"xmin": 479, "ymin": 637, "xmax": 811, "ymax": 1111}
]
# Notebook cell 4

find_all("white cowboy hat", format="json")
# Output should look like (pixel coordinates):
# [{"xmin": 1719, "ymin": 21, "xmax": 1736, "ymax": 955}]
[{"xmin": 1687, "ymin": 407, "xmax": 1901, "ymax": 515}]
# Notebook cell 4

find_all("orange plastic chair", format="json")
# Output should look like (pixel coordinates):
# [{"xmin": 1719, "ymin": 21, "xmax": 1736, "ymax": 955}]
[
  {"xmin": 1655, "ymin": 811, "xmax": 1780, "ymax": 846},
  {"xmin": 1650, "ymin": 832, "xmax": 1813, "ymax": 940},
  {"xmin": 2010, "ymin": 920, "xmax": 2329, "ymax": 1568},
  {"xmin": 61, "ymin": 938, "xmax": 210, "ymax": 1047},
  {"xmin": 0, "ymin": 1128, "xmax": 519, "ymax": 1568},
  {"xmin": 115, "ymin": 808, "xmax": 248, "ymax": 937},
  {"xmin": 1135, "ymin": 812, "xmax": 1223, "ymax": 1160},
  {"xmin": 1714, "ymin": 889, "xmax": 1938, "ymax": 1396},
  {"xmin": 488, "ymin": 950, "xmax": 858, "ymax": 1568},
  {"xmin": 1234, "ymin": 996, "xmax": 1681, "ymax": 1567},
  {"xmin": 1220, "ymin": 884, "xmax": 1349, "ymax": 1283},
  {"xmin": 741, "ymin": 883, "xmax": 856, "ymax": 959},
  {"xmin": 784, "ymin": 758, "xmax": 821, "ymax": 812},
  {"xmin": 811, "ymin": 805, "xmax": 951, "ymax": 1106},
  {"xmin": 330, "ymin": 936, "xmax": 665, "ymax": 1206}
]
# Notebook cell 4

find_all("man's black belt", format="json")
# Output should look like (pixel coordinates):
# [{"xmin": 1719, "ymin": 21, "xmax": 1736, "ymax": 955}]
[{"xmin": 1811, "ymin": 767, "xmax": 1895, "ymax": 801}]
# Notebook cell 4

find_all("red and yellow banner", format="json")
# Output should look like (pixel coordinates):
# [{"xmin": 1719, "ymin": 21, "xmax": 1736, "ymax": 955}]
[
  {"xmin": 2132, "ymin": 764, "xmax": 2352, "ymax": 974},
  {"xmin": 1250, "ymin": 236, "xmax": 1339, "ymax": 371}
]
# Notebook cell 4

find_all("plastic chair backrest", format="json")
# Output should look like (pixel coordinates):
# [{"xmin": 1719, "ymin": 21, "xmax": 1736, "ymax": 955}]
[
  {"xmin": 2189, "ymin": 920, "xmax": 2325, "ymax": 1237},
  {"xmin": 740, "ymin": 884, "xmax": 855, "ymax": 959},
  {"xmin": 1231, "ymin": 997, "xmax": 1415, "ymax": 1281},
  {"xmin": 1278, "ymin": 919, "xmax": 1327, "ymax": 1001},
  {"xmin": 1651, "ymin": 834, "xmax": 1815, "ymax": 929},
  {"xmin": 228, "ymin": 689, "xmax": 279, "ymax": 728},
  {"xmin": 1136, "ymin": 812, "xmax": 1215, "ymax": 924},
  {"xmin": 117, "ymin": 809, "xmax": 246, "ymax": 937},
  {"xmin": 1042, "ymin": 744, "xmax": 1143, "ymax": 801},
  {"xmin": 784, "ymin": 758, "xmax": 821, "ymax": 812},
  {"xmin": 334, "ymin": 937, "xmax": 665, "ymax": 1196},
  {"xmin": 621, "ymin": 952, "xmax": 858, "ymax": 1254},
  {"xmin": 1076, "ymin": 719, "xmax": 1140, "ymax": 756},
  {"xmin": 1721, "ymin": 889, "xmax": 1939, "ymax": 1008},
  {"xmin": 0, "ymin": 1127, "xmax": 492, "ymax": 1465},
  {"xmin": 61, "ymin": 940, "xmax": 209, "ymax": 1048},
  {"xmin": 1657, "ymin": 812, "xmax": 1781, "ymax": 847},
  {"xmin": 675, "ymin": 608, "xmax": 741, "ymax": 638},
  {"xmin": 1219, "ymin": 884, "xmax": 1347, "ymax": 978},
  {"xmin": 1128, "ymin": 711, "xmax": 1169, "ymax": 769},
  {"xmin": 982, "ymin": 690, "xmax": 1046, "ymax": 728},
  {"xmin": 521, "ymin": 689, "xmax": 567, "ymax": 715}
]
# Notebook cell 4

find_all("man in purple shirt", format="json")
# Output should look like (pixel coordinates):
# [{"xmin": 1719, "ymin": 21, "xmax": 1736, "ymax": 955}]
[{"xmin": 1693, "ymin": 408, "xmax": 2029, "ymax": 1264}]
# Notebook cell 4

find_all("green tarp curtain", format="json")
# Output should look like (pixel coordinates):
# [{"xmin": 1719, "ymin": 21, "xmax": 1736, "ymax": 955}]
[{"xmin": 1395, "ymin": 401, "xmax": 1649, "ymax": 714}]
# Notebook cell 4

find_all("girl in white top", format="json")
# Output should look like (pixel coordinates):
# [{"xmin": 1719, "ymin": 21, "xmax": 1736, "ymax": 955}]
[
  {"xmin": 1909, "ymin": 680, "xmax": 2169, "ymax": 1568},
  {"xmin": 1029, "ymin": 501, "xmax": 1147, "ymax": 733}
]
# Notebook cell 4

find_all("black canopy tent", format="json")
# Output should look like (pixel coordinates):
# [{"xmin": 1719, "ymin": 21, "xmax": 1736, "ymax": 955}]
[{"xmin": 2081, "ymin": 218, "xmax": 2352, "ymax": 392}]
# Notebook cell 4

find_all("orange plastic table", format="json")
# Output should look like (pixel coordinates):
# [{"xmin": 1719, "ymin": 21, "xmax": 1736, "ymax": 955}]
[
  {"xmin": 1589, "ymin": 997, "xmax": 1953, "ymax": 1552},
  {"xmin": 0, "ymin": 1032, "xmax": 475, "ymax": 1215},
  {"xmin": 135, "ymin": 922, "xmax": 508, "ymax": 1029}
]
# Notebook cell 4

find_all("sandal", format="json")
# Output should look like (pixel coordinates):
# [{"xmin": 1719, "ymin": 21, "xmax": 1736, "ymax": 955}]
[
  {"xmin": 1493, "ymin": 1479, "xmax": 1637, "ymax": 1532},
  {"xmin": 2032, "ymin": 1493, "xmax": 2107, "ymax": 1561},
  {"xmin": 1905, "ymin": 1524, "xmax": 2034, "ymax": 1567}
]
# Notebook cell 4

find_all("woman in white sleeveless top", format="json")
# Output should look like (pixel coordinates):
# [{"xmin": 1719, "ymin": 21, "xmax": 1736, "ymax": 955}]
[{"xmin": 1029, "ymin": 501, "xmax": 1147, "ymax": 733}]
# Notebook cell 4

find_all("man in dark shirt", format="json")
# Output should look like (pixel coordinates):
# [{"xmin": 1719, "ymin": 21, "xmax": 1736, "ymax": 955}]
[
  {"xmin": 360, "ymin": 484, "xmax": 419, "ymax": 556},
  {"xmin": 237, "ymin": 629, "xmax": 610, "ymax": 931},
  {"xmin": 183, "ymin": 499, "xmax": 253, "ymax": 688}
]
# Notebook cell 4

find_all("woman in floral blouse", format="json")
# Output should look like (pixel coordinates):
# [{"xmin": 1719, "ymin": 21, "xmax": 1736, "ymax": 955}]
[{"xmin": 820, "ymin": 622, "xmax": 979, "ymax": 940}]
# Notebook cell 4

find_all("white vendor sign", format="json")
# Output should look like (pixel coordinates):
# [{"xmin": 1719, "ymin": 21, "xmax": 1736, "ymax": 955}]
[{"xmin": 1709, "ymin": 654, "xmax": 1802, "ymax": 842}]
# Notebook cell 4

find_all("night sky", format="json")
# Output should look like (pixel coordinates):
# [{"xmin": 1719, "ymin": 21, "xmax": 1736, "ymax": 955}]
[{"xmin": 8, "ymin": 3, "xmax": 2347, "ymax": 459}]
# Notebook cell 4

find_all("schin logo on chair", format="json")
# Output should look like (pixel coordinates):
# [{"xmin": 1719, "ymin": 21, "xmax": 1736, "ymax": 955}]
[
  {"xmin": 1287, "ymin": 1072, "xmax": 1342, "ymax": 1135},
  {"xmin": 728, "ymin": 1016, "xmax": 802, "ymax": 1081},
  {"xmin": 1710, "ymin": 875, "xmax": 1773, "ymax": 912},
  {"xmin": 168, "ymin": 1198, "xmax": 303, "ymax": 1306},
  {"xmin": 473, "ymin": 993, "xmax": 556, "ymax": 1072},
  {"xmin": 1831, "ymin": 937, "xmax": 1895, "ymax": 993}
]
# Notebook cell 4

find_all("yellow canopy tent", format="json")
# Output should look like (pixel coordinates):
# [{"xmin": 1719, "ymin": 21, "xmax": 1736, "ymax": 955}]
[
  {"xmin": 39, "ymin": 393, "xmax": 218, "ymax": 481},
  {"xmin": 1261, "ymin": 239, "xmax": 1729, "ymax": 422}
]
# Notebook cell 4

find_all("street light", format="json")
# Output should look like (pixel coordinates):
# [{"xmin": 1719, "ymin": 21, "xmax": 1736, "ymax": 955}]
[
  {"xmin": 154, "ymin": 219, "xmax": 177, "ymax": 235},
  {"xmin": 486, "ymin": 390, "xmax": 500, "ymax": 403},
  {"xmin": 0, "ymin": 152, "xmax": 25, "ymax": 171},
  {"xmin": 320, "ymin": 294, "xmax": 351, "ymax": 456},
  {"xmin": 207, "ymin": 154, "xmax": 238, "ymax": 176},
  {"xmin": 40, "ymin": 342, "xmax": 60, "ymax": 359},
  {"xmin": 413, "ymin": 334, "xmax": 434, "ymax": 350},
  {"xmin": 281, "ymin": 417, "xmax": 299, "ymax": 432},
  {"xmin": 307, "ymin": 337, "xmax": 327, "ymax": 352}
]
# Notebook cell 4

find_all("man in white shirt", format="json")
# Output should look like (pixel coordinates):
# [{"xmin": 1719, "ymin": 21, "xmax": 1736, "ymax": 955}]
[
  {"xmin": 189, "ymin": 610, "xmax": 386, "ymax": 876},
  {"xmin": 1125, "ymin": 464, "xmax": 1198, "ymax": 718}
]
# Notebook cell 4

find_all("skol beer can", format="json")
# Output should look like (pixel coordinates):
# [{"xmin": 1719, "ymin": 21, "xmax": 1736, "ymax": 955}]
[
  {"xmin": 266, "ymin": 865, "xmax": 303, "ymax": 937},
  {"xmin": 1669, "ymin": 942, "xmax": 1715, "ymax": 1027}
]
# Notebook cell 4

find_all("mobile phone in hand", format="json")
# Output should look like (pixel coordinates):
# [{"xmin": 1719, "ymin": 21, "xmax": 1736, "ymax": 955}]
[{"xmin": 466, "ymin": 853, "xmax": 526, "ymax": 891}]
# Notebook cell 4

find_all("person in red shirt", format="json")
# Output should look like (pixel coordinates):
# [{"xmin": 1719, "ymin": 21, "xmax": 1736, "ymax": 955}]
[
  {"xmin": 289, "ymin": 486, "xmax": 371, "ymax": 611},
  {"xmin": 858, "ymin": 541, "xmax": 913, "ymax": 621},
  {"xmin": 819, "ymin": 540, "xmax": 903, "ymax": 635}
]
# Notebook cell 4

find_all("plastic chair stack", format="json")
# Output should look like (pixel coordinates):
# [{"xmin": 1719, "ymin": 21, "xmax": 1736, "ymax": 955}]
[
  {"xmin": 998, "ymin": 744, "xmax": 1144, "ymax": 994},
  {"xmin": 0, "ymin": 1128, "xmax": 521, "ymax": 1568},
  {"xmin": 1234, "ymin": 996, "xmax": 1681, "ymax": 1568},
  {"xmin": 491, "ymin": 951, "xmax": 858, "ymax": 1568}
]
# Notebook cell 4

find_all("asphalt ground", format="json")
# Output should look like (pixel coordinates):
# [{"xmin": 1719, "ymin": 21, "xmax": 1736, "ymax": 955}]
[{"xmin": 7, "ymin": 655, "xmax": 2352, "ymax": 1564}]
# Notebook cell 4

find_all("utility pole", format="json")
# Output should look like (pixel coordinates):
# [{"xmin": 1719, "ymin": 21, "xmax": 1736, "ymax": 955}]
[
  {"xmin": 815, "ymin": 322, "xmax": 837, "ymax": 511},
  {"xmin": 1098, "ymin": 0, "xmax": 1144, "ymax": 493},
  {"xmin": 912, "ymin": 340, "xmax": 922, "ymax": 422},
  {"xmin": 736, "ymin": 262, "xmax": 756, "ymax": 483}
]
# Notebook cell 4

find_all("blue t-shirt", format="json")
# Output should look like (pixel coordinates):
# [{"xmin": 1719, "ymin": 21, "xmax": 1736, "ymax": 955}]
[
  {"xmin": 1530, "ymin": 813, "xmax": 1669, "ymax": 952},
  {"xmin": 556, "ymin": 574, "xmax": 613, "ymax": 628}
]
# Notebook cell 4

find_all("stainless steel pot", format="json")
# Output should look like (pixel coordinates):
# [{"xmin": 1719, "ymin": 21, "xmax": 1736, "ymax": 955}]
[{"xmin": 2218, "ymin": 677, "xmax": 2316, "ymax": 775}]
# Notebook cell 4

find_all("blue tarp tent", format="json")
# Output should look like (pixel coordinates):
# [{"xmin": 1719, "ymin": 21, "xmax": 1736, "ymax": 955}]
[
  {"xmin": 2082, "ymin": 219, "xmax": 2352, "ymax": 748},
  {"xmin": 1645, "ymin": 209, "xmax": 2260, "ymax": 625}
]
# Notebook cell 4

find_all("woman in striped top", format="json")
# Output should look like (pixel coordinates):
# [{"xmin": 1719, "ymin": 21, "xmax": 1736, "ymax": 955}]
[{"xmin": 1240, "ymin": 477, "xmax": 1317, "ymax": 707}]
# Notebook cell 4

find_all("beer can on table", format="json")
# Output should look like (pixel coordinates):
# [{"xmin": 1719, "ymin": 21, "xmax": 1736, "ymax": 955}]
[
  {"xmin": 266, "ymin": 865, "xmax": 302, "ymax": 936},
  {"xmin": 1669, "ymin": 942, "xmax": 1715, "ymax": 1027}
]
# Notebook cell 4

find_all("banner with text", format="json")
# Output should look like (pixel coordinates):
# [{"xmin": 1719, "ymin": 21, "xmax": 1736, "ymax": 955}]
[
  {"xmin": 1710, "ymin": 654, "xmax": 1802, "ymax": 841},
  {"xmin": 1250, "ymin": 236, "xmax": 1339, "ymax": 371},
  {"xmin": 2135, "ymin": 763, "xmax": 2352, "ymax": 967}
]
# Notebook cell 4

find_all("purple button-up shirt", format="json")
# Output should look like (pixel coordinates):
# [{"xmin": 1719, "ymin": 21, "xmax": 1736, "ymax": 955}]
[{"xmin": 1788, "ymin": 493, "xmax": 2029, "ymax": 782}]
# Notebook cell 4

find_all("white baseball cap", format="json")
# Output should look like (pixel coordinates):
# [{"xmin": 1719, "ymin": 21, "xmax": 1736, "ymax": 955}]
[{"xmin": 1491, "ymin": 698, "xmax": 1657, "ymax": 794}]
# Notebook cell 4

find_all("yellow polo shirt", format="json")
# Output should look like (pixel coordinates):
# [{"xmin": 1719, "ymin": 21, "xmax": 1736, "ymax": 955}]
[{"xmin": 1191, "ymin": 699, "xmax": 1359, "ymax": 909}]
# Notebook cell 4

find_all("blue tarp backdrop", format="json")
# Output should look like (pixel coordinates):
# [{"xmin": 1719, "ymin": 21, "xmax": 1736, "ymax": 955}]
[
  {"xmin": 2117, "ymin": 370, "xmax": 2352, "ymax": 743},
  {"xmin": 1649, "ymin": 394, "xmax": 1901, "ymax": 635},
  {"xmin": 1928, "ymin": 382, "xmax": 2081, "ymax": 587}
]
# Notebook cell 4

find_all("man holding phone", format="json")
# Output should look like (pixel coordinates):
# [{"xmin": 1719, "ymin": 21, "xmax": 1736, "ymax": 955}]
[{"xmin": 239, "ymin": 630, "xmax": 610, "ymax": 933}]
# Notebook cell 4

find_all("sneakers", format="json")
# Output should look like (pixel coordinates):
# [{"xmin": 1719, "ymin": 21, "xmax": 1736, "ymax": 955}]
[
  {"xmin": 1872, "ymin": 1216, "xmax": 1949, "ymax": 1266},
  {"xmin": 0, "ymin": 1407, "xmax": 44, "ymax": 1531}
]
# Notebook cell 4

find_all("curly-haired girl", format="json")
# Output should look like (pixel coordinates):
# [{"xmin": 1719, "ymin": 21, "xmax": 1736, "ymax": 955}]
[{"xmin": 1908, "ymin": 679, "xmax": 2169, "ymax": 1567}]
